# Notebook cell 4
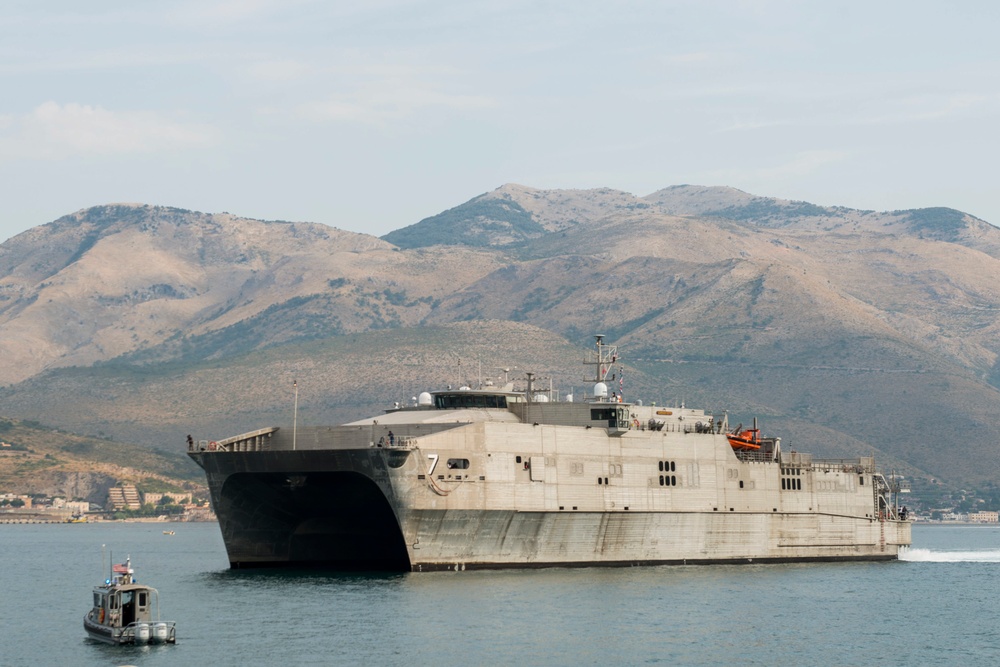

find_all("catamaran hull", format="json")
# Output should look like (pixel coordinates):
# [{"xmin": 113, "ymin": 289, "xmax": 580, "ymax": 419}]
[{"xmin": 193, "ymin": 449, "xmax": 910, "ymax": 571}]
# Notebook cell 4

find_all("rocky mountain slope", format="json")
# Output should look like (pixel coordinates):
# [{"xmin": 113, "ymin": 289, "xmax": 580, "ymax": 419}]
[
  {"xmin": 2, "ymin": 185, "xmax": 1000, "ymax": 490},
  {"xmin": 0, "ymin": 417, "xmax": 204, "ymax": 504}
]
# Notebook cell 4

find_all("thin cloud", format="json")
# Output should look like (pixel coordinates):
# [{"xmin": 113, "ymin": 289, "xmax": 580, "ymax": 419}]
[
  {"xmin": 298, "ymin": 83, "xmax": 495, "ymax": 125},
  {"xmin": 166, "ymin": 0, "xmax": 297, "ymax": 23},
  {"xmin": 0, "ymin": 102, "xmax": 217, "ymax": 160},
  {"xmin": 246, "ymin": 58, "xmax": 316, "ymax": 82},
  {"xmin": 716, "ymin": 89, "xmax": 1000, "ymax": 133},
  {"xmin": 705, "ymin": 149, "xmax": 851, "ymax": 184}
]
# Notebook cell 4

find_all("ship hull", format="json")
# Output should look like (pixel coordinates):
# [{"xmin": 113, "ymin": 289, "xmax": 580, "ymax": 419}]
[{"xmin": 193, "ymin": 448, "xmax": 909, "ymax": 571}]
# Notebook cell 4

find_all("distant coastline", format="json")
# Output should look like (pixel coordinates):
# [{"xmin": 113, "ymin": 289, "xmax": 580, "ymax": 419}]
[{"xmin": 0, "ymin": 507, "xmax": 215, "ymax": 524}]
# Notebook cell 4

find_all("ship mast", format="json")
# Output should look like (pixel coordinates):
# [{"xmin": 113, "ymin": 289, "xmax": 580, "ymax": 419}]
[{"xmin": 583, "ymin": 334, "xmax": 620, "ymax": 401}]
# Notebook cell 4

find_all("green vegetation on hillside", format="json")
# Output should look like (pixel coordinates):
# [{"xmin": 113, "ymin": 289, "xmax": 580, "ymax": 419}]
[
  {"xmin": 901, "ymin": 207, "xmax": 967, "ymax": 237},
  {"xmin": 382, "ymin": 196, "xmax": 545, "ymax": 248},
  {"xmin": 709, "ymin": 199, "xmax": 828, "ymax": 223}
]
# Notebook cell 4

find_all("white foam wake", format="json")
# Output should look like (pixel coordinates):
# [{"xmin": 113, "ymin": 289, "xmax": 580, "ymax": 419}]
[{"xmin": 900, "ymin": 547, "xmax": 1000, "ymax": 563}]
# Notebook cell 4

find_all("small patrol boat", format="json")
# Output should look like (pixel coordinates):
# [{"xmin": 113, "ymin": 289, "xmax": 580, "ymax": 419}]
[{"xmin": 83, "ymin": 555, "xmax": 176, "ymax": 645}]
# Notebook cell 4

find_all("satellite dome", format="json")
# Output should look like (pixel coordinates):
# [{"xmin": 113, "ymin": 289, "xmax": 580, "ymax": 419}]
[
  {"xmin": 533, "ymin": 394, "xmax": 550, "ymax": 403},
  {"xmin": 418, "ymin": 392, "xmax": 432, "ymax": 406},
  {"xmin": 594, "ymin": 382, "xmax": 608, "ymax": 398}
]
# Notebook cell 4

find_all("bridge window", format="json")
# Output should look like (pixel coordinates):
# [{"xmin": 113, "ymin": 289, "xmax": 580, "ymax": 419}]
[{"xmin": 434, "ymin": 393, "xmax": 508, "ymax": 409}]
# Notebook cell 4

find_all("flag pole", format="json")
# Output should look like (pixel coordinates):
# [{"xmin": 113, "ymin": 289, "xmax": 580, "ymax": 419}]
[{"xmin": 293, "ymin": 379, "xmax": 298, "ymax": 451}]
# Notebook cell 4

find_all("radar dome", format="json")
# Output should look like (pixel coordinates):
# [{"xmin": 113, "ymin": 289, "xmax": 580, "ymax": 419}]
[
  {"xmin": 594, "ymin": 382, "xmax": 608, "ymax": 398},
  {"xmin": 418, "ymin": 392, "xmax": 432, "ymax": 406},
  {"xmin": 533, "ymin": 394, "xmax": 550, "ymax": 402}
]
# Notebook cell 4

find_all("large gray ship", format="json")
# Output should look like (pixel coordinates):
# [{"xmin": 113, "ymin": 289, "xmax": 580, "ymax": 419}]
[{"xmin": 189, "ymin": 336, "xmax": 912, "ymax": 571}]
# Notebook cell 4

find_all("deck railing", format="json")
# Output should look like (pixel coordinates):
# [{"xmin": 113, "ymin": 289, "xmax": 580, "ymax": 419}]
[{"xmin": 191, "ymin": 427, "xmax": 278, "ymax": 453}]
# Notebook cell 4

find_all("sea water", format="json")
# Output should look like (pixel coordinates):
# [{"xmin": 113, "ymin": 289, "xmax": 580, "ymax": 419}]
[{"xmin": 0, "ymin": 522, "xmax": 997, "ymax": 666}]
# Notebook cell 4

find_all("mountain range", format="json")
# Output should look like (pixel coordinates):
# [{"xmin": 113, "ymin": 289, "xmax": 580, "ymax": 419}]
[{"xmin": 2, "ymin": 184, "xmax": 1000, "ymax": 495}]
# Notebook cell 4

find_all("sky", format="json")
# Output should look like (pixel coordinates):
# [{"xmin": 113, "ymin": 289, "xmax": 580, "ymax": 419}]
[{"xmin": 1, "ymin": 1, "xmax": 999, "ymax": 243}]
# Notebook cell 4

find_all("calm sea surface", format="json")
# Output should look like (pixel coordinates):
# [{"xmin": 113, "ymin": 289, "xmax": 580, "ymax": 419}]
[{"xmin": 0, "ymin": 522, "xmax": 997, "ymax": 666}]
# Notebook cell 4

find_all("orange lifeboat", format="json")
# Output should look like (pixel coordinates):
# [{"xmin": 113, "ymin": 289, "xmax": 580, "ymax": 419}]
[{"xmin": 727, "ymin": 427, "xmax": 761, "ymax": 451}]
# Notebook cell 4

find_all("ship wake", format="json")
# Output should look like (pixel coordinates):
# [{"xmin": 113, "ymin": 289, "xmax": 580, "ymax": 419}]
[{"xmin": 900, "ymin": 547, "xmax": 1000, "ymax": 563}]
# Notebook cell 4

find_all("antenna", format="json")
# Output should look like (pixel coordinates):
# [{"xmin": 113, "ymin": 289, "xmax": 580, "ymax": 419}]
[
  {"xmin": 497, "ymin": 367, "xmax": 516, "ymax": 385},
  {"xmin": 293, "ymin": 379, "xmax": 299, "ymax": 451},
  {"xmin": 583, "ymin": 334, "xmax": 618, "ymax": 387}
]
